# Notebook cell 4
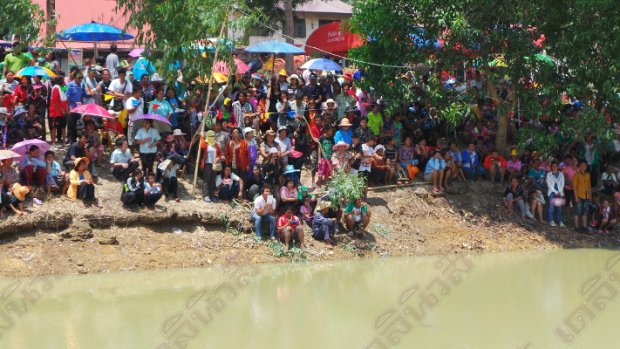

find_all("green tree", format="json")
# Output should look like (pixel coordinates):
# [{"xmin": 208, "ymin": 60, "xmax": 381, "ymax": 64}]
[
  {"xmin": 349, "ymin": 0, "xmax": 620, "ymax": 152},
  {"xmin": 0, "ymin": 0, "xmax": 45, "ymax": 42}
]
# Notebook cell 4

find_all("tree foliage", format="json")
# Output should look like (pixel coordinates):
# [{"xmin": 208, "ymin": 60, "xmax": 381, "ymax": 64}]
[
  {"xmin": 325, "ymin": 170, "xmax": 366, "ymax": 208},
  {"xmin": 116, "ymin": 0, "xmax": 260, "ymax": 83},
  {"xmin": 0, "ymin": 0, "xmax": 45, "ymax": 43},
  {"xmin": 348, "ymin": 0, "xmax": 620, "ymax": 152}
]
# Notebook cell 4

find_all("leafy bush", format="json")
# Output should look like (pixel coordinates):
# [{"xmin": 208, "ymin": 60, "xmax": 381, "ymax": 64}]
[{"xmin": 325, "ymin": 170, "xmax": 366, "ymax": 209}]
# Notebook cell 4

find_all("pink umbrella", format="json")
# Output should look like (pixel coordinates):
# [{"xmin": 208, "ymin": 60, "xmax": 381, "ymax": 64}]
[
  {"xmin": 214, "ymin": 61, "xmax": 230, "ymax": 75},
  {"xmin": 10, "ymin": 139, "xmax": 50, "ymax": 157},
  {"xmin": 128, "ymin": 48, "xmax": 144, "ymax": 58},
  {"xmin": 234, "ymin": 58, "xmax": 249, "ymax": 74},
  {"xmin": 71, "ymin": 103, "xmax": 115, "ymax": 119}
]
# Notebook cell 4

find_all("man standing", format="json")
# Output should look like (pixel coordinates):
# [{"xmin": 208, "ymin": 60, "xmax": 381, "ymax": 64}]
[
  {"xmin": 82, "ymin": 67, "xmax": 98, "ymax": 104},
  {"xmin": 66, "ymin": 73, "xmax": 84, "ymax": 143},
  {"xmin": 108, "ymin": 67, "xmax": 133, "ymax": 112},
  {"xmin": 231, "ymin": 91, "xmax": 253, "ymax": 129},
  {"xmin": 572, "ymin": 161, "xmax": 592, "ymax": 232},
  {"xmin": 106, "ymin": 44, "xmax": 120, "ymax": 79},
  {"xmin": 3, "ymin": 42, "xmax": 32, "ymax": 77}
]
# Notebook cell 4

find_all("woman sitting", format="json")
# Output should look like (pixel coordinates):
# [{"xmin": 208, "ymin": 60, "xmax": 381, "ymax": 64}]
[
  {"xmin": 67, "ymin": 157, "xmax": 97, "ymax": 206},
  {"xmin": 1, "ymin": 183, "xmax": 30, "ymax": 217},
  {"xmin": 279, "ymin": 178, "xmax": 299, "ymax": 210},
  {"xmin": 216, "ymin": 166, "xmax": 244, "ymax": 202},
  {"xmin": 18, "ymin": 145, "xmax": 46, "ymax": 188},
  {"xmin": 157, "ymin": 155, "xmax": 185, "ymax": 202}
]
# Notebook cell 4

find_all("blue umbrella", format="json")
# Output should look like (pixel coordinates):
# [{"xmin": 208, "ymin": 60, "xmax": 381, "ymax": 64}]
[
  {"xmin": 300, "ymin": 58, "xmax": 342, "ymax": 71},
  {"xmin": 57, "ymin": 21, "xmax": 134, "ymax": 41},
  {"xmin": 15, "ymin": 66, "xmax": 55, "ymax": 78},
  {"xmin": 245, "ymin": 40, "xmax": 304, "ymax": 54}
]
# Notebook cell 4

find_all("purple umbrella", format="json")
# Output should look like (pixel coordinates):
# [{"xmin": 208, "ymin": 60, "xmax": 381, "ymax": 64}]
[
  {"xmin": 133, "ymin": 114, "xmax": 172, "ymax": 133},
  {"xmin": 10, "ymin": 139, "xmax": 50, "ymax": 157}
]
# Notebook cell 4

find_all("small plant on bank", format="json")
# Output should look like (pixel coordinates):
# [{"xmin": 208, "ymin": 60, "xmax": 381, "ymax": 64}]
[
  {"xmin": 325, "ymin": 170, "xmax": 366, "ymax": 209},
  {"xmin": 372, "ymin": 224, "xmax": 390, "ymax": 239}
]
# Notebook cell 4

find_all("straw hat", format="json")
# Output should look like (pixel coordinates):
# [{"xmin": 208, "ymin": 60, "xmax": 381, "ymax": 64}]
[
  {"xmin": 11, "ymin": 183, "xmax": 29, "ymax": 202},
  {"xmin": 287, "ymin": 74, "xmax": 300, "ymax": 84},
  {"xmin": 277, "ymin": 126, "xmax": 288, "ymax": 134},
  {"xmin": 172, "ymin": 129, "xmax": 186, "ymax": 136},
  {"xmin": 74, "ymin": 157, "xmax": 90, "ymax": 170},
  {"xmin": 205, "ymin": 130, "xmax": 216, "ymax": 146},
  {"xmin": 316, "ymin": 200, "xmax": 331, "ymax": 211},
  {"xmin": 326, "ymin": 98, "xmax": 336, "ymax": 105},
  {"xmin": 339, "ymin": 118, "xmax": 352, "ymax": 127},
  {"xmin": 332, "ymin": 141, "xmax": 350, "ymax": 151}
]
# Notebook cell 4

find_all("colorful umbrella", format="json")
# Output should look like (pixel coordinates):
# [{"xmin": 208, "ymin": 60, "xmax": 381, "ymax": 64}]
[
  {"xmin": 128, "ymin": 48, "xmax": 144, "ymax": 58},
  {"xmin": 133, "ymin": 114, "xmax": 172, "ymax": 133},
  {"xmin": 71, "ymin": 103, "xmax": 115, "ymax": 119},
  {"xmin": 0, "ymin": 149, "xmax": 21, "ymax": 161},
  {"xmin": 300, "ymin": 58, "xmax": 342, "ymax": 71},
  {"xmin": 245, "ymin": 40, "xmax": 304, "ymax": 54},
  {"xmin": 57, "ymin": 21, "xmax": 134, "ymax": 41},
  {"xmin": 16, "ymin": 66, "xmax": 55, "ymax": 78},
  {"xmin": 10, "ymin": 139, "xmax": 50, "ymax": 157}
]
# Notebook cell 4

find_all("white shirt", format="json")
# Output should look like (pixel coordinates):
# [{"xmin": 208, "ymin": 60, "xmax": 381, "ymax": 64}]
[
  {"xmin": 135, "ymin": 127, "xmax": 161, "ymax": 154},
  {"xmin": 158, "ymin": 159, "xmax": 179, "ymax": 178},
  {"xmin": 204, "ymin": 145, "xmax": 217, "ymax": 164},
  {"xmin": 253, "ymin": 195, "xmax": 276, "ymax": 216},
  {"xmin": 216, "ymin": 173, "xmax": 241, "ymax": 188},
  {"xmin": 126, "ymin": 97, "xmax": 144, "ymax": 121},
  {"xmin": 110, "ymin": 148, "xmax": 132, "ymax": 165},
  {"xmin": 106, "ymin": 53, "xmax": 120, "ymax": 78},
  {"xmin": 360, "ymin": 144, "xmax": 375, "ymax": 172},
  {"xmin": 109, "ymin": 78, "xmax": 133, "ymax": 109},
  {"xmin": 546, "ymin": 171, "xmax": 565, "ymax": 196}
]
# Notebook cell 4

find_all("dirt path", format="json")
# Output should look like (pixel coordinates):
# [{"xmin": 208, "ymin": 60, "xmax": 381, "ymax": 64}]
[{"xmin": 2, "ymin": 169, "xmax": 617, "ymax": 278}]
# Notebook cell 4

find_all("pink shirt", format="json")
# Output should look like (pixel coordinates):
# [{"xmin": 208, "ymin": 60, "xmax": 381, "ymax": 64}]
[
  {"xmin": 563, "ymin": 166, "xmax": 578, "ymax": 189},
  {"xmin": 280, "ymin": 186, "xmax": 298, "ymax": 201},
  {"xmin": 506, "ymin": 159, "xmax": 522, "ymax": 171}
]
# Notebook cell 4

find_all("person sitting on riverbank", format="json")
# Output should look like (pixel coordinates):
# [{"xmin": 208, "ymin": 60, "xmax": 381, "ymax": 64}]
[
  {"xmin": 312, "ymin": 200, "xmax": 337, "ymax": 249},
  {"xmin": 110, "ymin": 138, "xmax": 140, "ymax": 182},
  {"xmin": 18, "ymin": 145, "xmax": 47, "ymax": 189},
  {"xmin": 503, "ymin": 177, "xmax": 533, "ymax": 219},
  {"xmin": 506, "ymin": 149, "xmax": 522, "ymax": 183},
  {"xmin": 277, "ymin": 205, "xmax": 306, "ymax": 251},
  {"xmin": 484, "ymin": 150, "xmax": 507, "ymax": 185},
  {"xmin": 44, "ymin": 151, "xmax": 67, "ymax": 195},
  {"xmin": 216, "ymin": 165, "xmax": 243, "ymax": 202},
  {"xmin": 156, "ymin": 155, "xmax": 185, "ymax": 202},
  {"xmin": 144, "ymin": 173, "xmax": 163, "ymax": 208},
  {"xmin": 67, "ymin": 157, "xmax": 97, "ymax": 207},
  {"xmin": 461, "ymin": 143, "xmax": 486, "ymax": 181},
  {"xmin": 424, "ymin": 150, "xmax": 446, "ymax": 194},
  {"xmin": 4, "ymin": 183, "xmax": 29, "ymax": 217},
  {"xmin": 344, "ymin": 198, "xmax": 371, "ymax": 233},
  {"xmin": 252, "ymin": 185, "xmax": 277, "ymax": 239},
  {"xmin": 121, "ymin": 169, "xmax": 144, "ymax": 208}
]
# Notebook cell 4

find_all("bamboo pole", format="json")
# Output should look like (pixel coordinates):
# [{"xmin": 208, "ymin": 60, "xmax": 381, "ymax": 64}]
[{"xmin": 192, "ymin": 12, "xmax": 229, "ymax": 194}]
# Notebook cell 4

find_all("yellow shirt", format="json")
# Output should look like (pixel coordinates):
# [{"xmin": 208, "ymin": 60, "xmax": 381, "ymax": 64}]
[
  {"xmin": 572, "ymin": 171, "xmax": 591, "ymax": 200},
  {"xmin": 67, "ymin": 169, "xmax": 93, "ymax": 200}
]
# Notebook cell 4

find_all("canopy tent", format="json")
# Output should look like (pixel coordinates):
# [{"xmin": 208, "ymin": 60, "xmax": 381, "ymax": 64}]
[{"xmin": 304, "ymin": 22, "xmax": 363, "ymax": 56}]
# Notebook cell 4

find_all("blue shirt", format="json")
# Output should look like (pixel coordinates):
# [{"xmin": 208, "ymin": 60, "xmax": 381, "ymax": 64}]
[
  {"xmin": 425, "ymin": 157, "xmax": 446, "ymax": 174},
  {"xmin": 334, "ymin": 129, "xmax": 353, "ymax": 145},
  {"xmin": 66, "ymin": 80, "xmax": 83, "ymax": 108},
  {"xmin": 19, "ymin": 155, "xmax": 46, "ymax": 170}
]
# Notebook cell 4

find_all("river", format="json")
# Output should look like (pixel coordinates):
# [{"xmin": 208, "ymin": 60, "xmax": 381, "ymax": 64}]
[{"xmin": 1, "ymin": 249, "xmax": 619, "ymax": 348}]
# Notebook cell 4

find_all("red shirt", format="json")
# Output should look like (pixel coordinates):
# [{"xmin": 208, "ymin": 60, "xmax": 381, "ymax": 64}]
[{"xmin": 277, "ymin": 214, "xmax": 301, "ymax": 230}]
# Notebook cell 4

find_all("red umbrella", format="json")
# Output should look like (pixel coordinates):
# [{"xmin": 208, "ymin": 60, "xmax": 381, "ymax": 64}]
[{"xmin": 71, "ymin": 103, "xmax": 115, "ymax": 119}]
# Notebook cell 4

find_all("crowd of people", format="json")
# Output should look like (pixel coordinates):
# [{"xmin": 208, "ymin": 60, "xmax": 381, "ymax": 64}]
[{"xmin": 1, "ymin": 41, "xmax": 619, "ymax": 246}]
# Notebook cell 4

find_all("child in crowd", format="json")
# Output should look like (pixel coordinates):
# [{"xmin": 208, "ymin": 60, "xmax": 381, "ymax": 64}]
[{"xmin": 44, "ymin": 151, "xmax": 67, "ymax": 195}]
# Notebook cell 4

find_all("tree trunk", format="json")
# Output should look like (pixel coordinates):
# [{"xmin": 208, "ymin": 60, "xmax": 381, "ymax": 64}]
[
  {"xmin": 45, "ymin": 0, "xmax": 56, "ymax": 43},
  {"xmin": 283, "ymin": 0, "xmax": 295, "ymax": 74}
]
